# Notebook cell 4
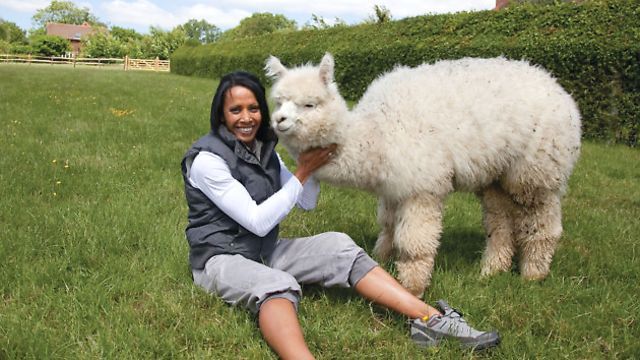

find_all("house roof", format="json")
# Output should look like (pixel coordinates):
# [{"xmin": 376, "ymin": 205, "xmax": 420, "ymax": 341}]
[{"xmin": 46, "ymin": 22, "xmax": 95, "ymax": 41}]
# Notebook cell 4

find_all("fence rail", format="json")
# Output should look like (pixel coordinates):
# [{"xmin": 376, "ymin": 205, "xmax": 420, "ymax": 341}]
[
  {"xmin": 123, "ymin": 56, "xmax": 170, "ymax": 72},
  {"xmin": 0, "ymin": 54, "xmax": 170, "ymax": 72}
]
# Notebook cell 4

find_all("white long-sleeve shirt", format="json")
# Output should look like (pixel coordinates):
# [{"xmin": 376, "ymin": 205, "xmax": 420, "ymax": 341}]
[{"xmin": 188, "ymin": 151, "xmax": 319, "ymax": 237}]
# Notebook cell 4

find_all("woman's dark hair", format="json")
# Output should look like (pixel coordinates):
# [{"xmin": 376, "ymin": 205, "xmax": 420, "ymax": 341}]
[{"xmin": 210, "ymin": 71, "xmax": 272, "ymax": 141}]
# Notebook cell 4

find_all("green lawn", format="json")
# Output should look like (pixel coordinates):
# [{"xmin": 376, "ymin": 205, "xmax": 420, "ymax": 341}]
[{"xmin": 1, "ymin": 64, "xmax": 638, "ymax": 359}]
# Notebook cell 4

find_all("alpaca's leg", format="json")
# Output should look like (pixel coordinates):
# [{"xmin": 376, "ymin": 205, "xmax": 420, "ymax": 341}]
[
  {"xmin": 393, "ymin": 195, "xmax": 443, "ymax": 296},
  {"xmin": 479, "ymin": 185, "xmax": 517, "ymax": 277},
  {"xmin": 514, "ymin": 191, "xmax": 563, "ymax": 280},
  {"xmin": 373, "ymin": 198, "xmax": 396, "ymax": 260}
]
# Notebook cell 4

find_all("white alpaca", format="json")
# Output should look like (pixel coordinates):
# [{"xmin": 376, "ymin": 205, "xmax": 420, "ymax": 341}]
[{"xmin": 265, "ymin": 53, "xmax": 581, "ymax": 295}]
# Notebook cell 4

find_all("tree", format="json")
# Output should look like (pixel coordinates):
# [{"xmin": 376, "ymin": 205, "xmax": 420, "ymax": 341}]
[
  {"xmin": 110, "ymin": 26, "xmax": 142, "ymax": 42},
  {"xmin": 29, "ymin": 34, "xmax": 71, "ymax": 56},
  {"xmin": 0, "ymin": 40, "xmax": 9, "ymax": 53},
  {"xmin": 141, "ymin": 26, "xmax": 187, "ymax": 59},
  {"xmin": 373, "ymin": 5, "xmax": 392, "ymax": 23},
  {"xmin": 364, "ymin": 5, "xmax": 393, "ymax": 24},
  {"xmin": 0, "ymin": 20, "xmax": 27, "ymax": 44},
  {"xmin": 303, "ymin": 14, "xmax": 347, "ymax": 30},
  {"xmin": 32, "ymin": 0, "xmax": 103, "ymax": 28},
  {"xmin": 179, "ymin": 19, "xmax": 221, "ymax": 44},
  {"xmin": 220, "ymin": 13, "xmax": 296, "ymax": 41},
  {"xmin": 82, "ymin": 30, "xmax": 124, "ymax": 58}
]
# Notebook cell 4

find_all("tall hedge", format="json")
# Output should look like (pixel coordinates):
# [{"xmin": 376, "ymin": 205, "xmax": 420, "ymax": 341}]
[{"xmin": 172, "ymin": 0, "xmax": 640, "ymax": 146}]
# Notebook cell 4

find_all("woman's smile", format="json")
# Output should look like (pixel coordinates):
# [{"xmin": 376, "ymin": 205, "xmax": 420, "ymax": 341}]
[{"xmin": 223, "ymin": 86, "xmax": 262, "ymax": 145}]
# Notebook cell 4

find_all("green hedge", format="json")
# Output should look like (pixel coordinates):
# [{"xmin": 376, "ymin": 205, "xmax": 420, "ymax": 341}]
[{"xmin": 172, "ymin": 0, "xmax": 640, "ymax": 146}]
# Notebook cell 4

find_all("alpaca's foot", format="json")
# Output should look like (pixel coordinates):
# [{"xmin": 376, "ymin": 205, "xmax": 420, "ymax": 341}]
[
  {"xmin": 480, "ymin": 253, "xmax": 513, "ymax": 277},
  {"xmin": 520, "ymin": 260, "xmax": 551, "ymax": 281},
  {"xmin": 373, "ymin": 234, "xmax": 393, "ymax": 261},
  {"xmin": 518, "ymin": 229, "xmax": 558, "ymax": 281},
  {"xmin": 396, "ymin": 258, "xmax": 433, "ymax": 297},
  {"xmin": 512, "ymin": 190, "xmax": 561, "ymax": 282}
]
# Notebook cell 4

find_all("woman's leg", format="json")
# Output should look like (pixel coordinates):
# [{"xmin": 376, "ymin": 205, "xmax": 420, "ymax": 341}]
[
  {"xmin": 354, "ymin": 266, "xmax": 441, "ymax": 319},
  {"xmin": 259, "ymin": 298, "xmax": 314, "ymax": 360},
  {"xmin": 193, "ymin": 254, "xmax": 311, "ymax": 357},
  {"xmin": 267, "ymin": 232, "xmax": 440, "ymax": 319},
  {"xmin": 267, "ymin": 232, "xmax": 373, "ymax": 288},
  {"xmin": 355, "ymin": 266, "xmax": 500, "ymax": 350}
]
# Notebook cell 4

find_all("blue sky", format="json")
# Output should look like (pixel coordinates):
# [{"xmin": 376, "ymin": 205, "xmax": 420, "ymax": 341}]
[{"xmin": 0, "ymin": 0, "xmax": 495, "ymax": 34}]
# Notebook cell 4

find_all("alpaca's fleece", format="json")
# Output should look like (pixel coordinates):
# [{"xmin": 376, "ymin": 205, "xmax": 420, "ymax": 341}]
[{"xmin": 265, "ymin": 53, "xmax": 581, "ymax": 296}]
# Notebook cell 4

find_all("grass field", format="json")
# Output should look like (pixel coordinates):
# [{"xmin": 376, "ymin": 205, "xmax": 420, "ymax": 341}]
[{"xmin": 1, "ymin": 64, "xmax": 639, "ymax": 359}]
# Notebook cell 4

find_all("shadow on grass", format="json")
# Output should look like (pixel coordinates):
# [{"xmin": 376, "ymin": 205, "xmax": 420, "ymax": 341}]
[{"xmin": 437, "ymin": 227, "xmax": 486, "ymax": 267}]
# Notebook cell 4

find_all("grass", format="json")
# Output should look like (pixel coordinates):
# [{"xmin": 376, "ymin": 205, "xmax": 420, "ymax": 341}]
[{"xmin": 1, "ymin": 64, "xmax": 639, "ymax": 359}]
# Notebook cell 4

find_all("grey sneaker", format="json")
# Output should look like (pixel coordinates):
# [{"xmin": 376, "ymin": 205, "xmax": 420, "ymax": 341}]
[{"xmin": 410, "ymin": 300, "xmax": 500, "ymax": 350}]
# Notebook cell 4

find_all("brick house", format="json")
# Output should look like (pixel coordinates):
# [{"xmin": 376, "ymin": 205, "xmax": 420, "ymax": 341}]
[
  {"xmin": 495, "ymin": 0, "xmax": 510, "ymax": 10},
  {"xmin": 45, "ymin": 22, "xmax": 95, "ymax": 56}
]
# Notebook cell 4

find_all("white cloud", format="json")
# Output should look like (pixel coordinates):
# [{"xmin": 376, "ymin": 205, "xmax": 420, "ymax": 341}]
[
  {"xmin": 2, "ymin": 0, "xmax": 495, "ymax": 33},
  {"xmin": 0, "ymin": 0, "xmax": 49, "ymax": 12},
  {"xmin": 177, "ymin": 4, "xmax": 251, "ymax": 29},
  {"xmin": 101, "ymin": 0, "xmax": 252, "ymax": 30},
  {"xmin": 101, "ymin": 0, "xmax": 176, "ymax": 28}
]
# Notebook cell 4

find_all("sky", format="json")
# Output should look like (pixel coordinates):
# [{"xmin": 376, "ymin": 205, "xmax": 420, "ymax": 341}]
[{"xmin": 0, "ymin": 0, "xmax": 496, "ymax": 34}]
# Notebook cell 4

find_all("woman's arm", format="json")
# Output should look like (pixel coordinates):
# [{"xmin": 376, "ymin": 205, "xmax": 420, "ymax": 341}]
[
  {"xmin": 277, "ymin": 154, "xmax": 319, "ymax": 211},
  {"xmin": 189, "ymin": 151, "xmax": 303, "ymax": 237}
]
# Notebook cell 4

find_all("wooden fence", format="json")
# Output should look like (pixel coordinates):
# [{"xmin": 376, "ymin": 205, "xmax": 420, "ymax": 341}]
[
  {"xmin": 0, "ymin": 54, "xmax": 170, "ymax": 72},
  {"xmin": 123, "ymin": 56, "xmax": 170, "ymax": 72}
]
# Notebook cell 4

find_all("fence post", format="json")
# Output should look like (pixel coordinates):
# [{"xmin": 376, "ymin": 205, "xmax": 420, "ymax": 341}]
[
  {"xmin": 154, "ymin": 57, "xmax": 159, "ymax": 71},
  {"xmin": 124, "ymin": 55, "xmax": 128, "ymax": 71},
  {"xmin": 73, "ymin": 54, "xmax": 77, "ymax": 68},
  {"xmin": 27, "ymin": 54, "xmax": 32, "ymax": 65}
]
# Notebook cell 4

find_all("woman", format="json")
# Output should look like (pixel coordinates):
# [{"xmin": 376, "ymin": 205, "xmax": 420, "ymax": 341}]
[{"xmin": 181, "ymin": 71, "xmax": 500, "ymax": 358}]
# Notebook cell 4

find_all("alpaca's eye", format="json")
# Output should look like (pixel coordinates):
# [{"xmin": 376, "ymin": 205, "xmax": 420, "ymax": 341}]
[{"xmin": 305, "ymin": 103, "xmax": 316, "ymax": 109}]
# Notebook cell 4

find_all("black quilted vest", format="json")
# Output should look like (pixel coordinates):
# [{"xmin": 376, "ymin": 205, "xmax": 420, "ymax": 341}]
[{"xmin": 181, "ymin": 126, "xmax": 281, "ymax": 269}]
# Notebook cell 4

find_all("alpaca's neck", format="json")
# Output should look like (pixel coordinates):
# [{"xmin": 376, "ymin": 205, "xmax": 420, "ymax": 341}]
[{"xmin": 315, "ymin": 108, "xmax": 384, "ymax": 192}]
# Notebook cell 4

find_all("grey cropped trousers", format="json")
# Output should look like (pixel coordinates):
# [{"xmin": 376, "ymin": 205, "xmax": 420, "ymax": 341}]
[{"xmin": 192, "ymin": 231, "xmax": 378, "ymax": 314}]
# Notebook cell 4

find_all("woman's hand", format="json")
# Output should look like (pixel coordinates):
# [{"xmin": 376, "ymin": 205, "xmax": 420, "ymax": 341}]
[{"xmin": 294, "ymin": 144, "xmax": 338, "ymax": 184}]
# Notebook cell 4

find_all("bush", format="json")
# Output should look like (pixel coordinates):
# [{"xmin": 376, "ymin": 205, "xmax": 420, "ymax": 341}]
[
  {"xmin": 10, "ymin": 43, "xmax": 33, "ymax": 54},
  {"xmin": 82, "ymin": 31, "xmax": 125, "ymax": 58},
  {"xmin": 172, "ymin": 0, "xmax": 640, "ymax": 146},
  {"xmin": 0, "ymin": 39, "xmax": 10, "ymax": 53},
  {"xmin": 29, "ymin": 34, "xmax": 71, "ymax": 56}
]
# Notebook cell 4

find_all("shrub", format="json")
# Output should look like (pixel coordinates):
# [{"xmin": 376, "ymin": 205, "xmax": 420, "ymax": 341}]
[
  {"xmin": 29, "ymin": 34, "xmax": 71, "ymax": 56},
  {"xmin": 0, "ymin": 39, "xmax": 10, "ymax": 53}
]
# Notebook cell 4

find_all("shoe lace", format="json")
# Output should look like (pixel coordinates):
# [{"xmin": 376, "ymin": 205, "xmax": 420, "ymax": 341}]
[{"xmin": 440, "ymin": 309, "xmax": 475, "ymax": 337}]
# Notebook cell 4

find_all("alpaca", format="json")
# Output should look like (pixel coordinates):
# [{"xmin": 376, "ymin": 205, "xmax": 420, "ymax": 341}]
[{"xmin": 265, "ymin": 53, "xmax": 581, "ymax": 296}]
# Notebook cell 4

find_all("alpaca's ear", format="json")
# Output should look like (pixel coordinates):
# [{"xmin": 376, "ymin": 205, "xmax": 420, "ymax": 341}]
[
  {"xmin": 265, "ymin": 55, "xmax": 287, "ymax": 80},
  {"xmin": 319, "ymin": 53, "xmax": 334, "ymax": 85}
]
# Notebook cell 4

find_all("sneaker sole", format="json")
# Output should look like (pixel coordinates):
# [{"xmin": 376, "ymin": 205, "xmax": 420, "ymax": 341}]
[{"xmin": 462, "ymin": 332, "xmax": 501, "ymax": 351}]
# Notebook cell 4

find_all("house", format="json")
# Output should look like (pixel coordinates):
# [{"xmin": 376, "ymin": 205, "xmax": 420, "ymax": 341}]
[
  {"xmin": 495, "ymin": 0, "xmax": 510, "ymax": 10},
  {"xmin": 45, "ymin": 22, "xmax": 95, "ymax": 56}
]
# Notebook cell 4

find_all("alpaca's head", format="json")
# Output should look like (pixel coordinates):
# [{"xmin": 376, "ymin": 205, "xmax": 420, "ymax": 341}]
[{"xmin": 265, "ymin": 53, "xmax": 348, "ymax": 154}]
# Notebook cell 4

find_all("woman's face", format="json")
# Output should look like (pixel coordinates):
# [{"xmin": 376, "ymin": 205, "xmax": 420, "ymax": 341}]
[{"xmin": 223, "ymin": 85, "xmax": 262, "ymax": 145}]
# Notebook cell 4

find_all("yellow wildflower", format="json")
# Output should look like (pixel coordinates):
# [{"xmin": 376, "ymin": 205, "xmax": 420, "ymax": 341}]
[{"xmin": 110, "ymin": 108, "xmax": 136, "ymax": 117}]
